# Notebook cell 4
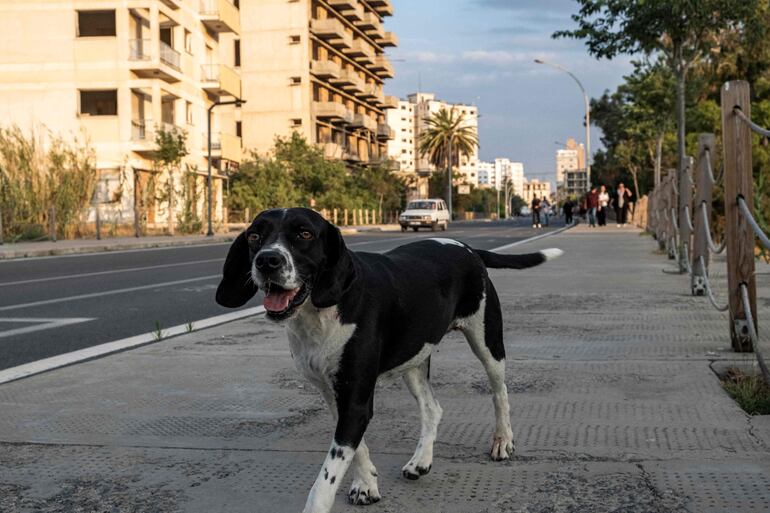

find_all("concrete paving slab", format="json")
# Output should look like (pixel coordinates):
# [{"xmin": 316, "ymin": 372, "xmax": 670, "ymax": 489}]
[{"xmin": 1, "ymin": 224, "xmax": 769, "ymax": 512}]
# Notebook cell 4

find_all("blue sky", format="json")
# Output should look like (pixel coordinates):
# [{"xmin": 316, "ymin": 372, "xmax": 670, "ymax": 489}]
[{"xmin": 385, "ymin": 0, "xmax": 635, "ymax": 183}]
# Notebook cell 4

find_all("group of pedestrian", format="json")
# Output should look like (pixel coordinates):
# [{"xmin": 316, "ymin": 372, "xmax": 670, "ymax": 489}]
[
  {"xmin": 530, "ymin": 196, "xmax": 552, "ymax": 228},
  {"xmin": 584, "ymin": 183, "xmax": 633, "ymax": 228}
]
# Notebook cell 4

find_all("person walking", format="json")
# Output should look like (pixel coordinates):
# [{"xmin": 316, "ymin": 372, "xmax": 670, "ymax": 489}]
[
  {"xmin": 597, "ymin": 185, "xmax": 610, "ymax": 227},
  {"xmin": 531, "ymin": 196, "xmax": 542, "ymax": 228},
  {"xmin": 563, "ymin": 199, "xmax": 574, "ymax": 225},
  {"xmin": 586, "ymin": 187, "xmax": 599, "ymax": 228},
  {"xmin": 614, "ymin": 182, "xmax": 633, "ymax": 227},
  {"xmin": 541, "ymin": 197, "xmax": 551, "ymax": 227}
]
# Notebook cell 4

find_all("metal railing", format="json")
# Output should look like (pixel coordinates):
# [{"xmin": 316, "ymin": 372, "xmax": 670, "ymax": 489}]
[
  {"xmin": 129, "ymin": 39, "xmax": 151, "ymax": 61},
  {"xmin": 642, "ymin": 80, "xmax": 769, "ymax": 384},
  {"xmin": 160, "ymin": 41, "xmax": 180, "ymax": 69}
]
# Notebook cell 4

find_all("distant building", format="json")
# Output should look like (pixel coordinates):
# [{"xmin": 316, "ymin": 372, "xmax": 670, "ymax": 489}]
[
  {"xmin": 523, "ymin": 179, "xmax": 552, "ymax": 205},
  {"xmin": 477, "ymin": 161, "xmax": 495, "ymax": 187},
  {"xmin": 495, "ymin": 159, "xmax": 524, "ymax": 198},
  {"xmin": 387, "ymin": 99, "xmax": 416, "ymax": 174},
  {"xmin": 556, "ymin": 138, "xmax": 587, "ymax": 198},
  {"xmin": 241, "ymin": 0, "xmax": 398, "ymax": 165}
]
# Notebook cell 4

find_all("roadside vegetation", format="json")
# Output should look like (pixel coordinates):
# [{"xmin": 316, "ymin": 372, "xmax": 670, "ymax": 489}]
[
  {"xmin": 721, "ymin": 367, "xmax": 770, "ymax": 415},
  {"xmin": 228, "ymin": 133, "xmax": 406, "ymax": 220},
  {"xmin": 0, "ymin": 126, "xmax": 96, "ymax": 241}
]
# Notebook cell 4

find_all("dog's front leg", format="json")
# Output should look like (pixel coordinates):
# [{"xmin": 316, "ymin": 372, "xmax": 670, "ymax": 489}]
[{"xmin": 303, "ymin": 393, "xmax": 374, "ymax": 513}]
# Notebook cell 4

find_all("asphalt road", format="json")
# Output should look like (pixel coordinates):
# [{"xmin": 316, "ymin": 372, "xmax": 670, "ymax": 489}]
[{"xmin": 0, "ymin": 217, "xmax": 564, "ymax": 370}]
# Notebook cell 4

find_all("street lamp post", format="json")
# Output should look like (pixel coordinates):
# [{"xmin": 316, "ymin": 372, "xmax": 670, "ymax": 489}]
[
  {"xmin": 446, "ymin": 135, "xmax": 454, "ymax": 219},
  {"xmin": 207, "ymin": 98, "xmax": 246, "ymax": 237},
  {"xmin": 535, "ymin": 59, "xmax": 591, "ymax": 191}
]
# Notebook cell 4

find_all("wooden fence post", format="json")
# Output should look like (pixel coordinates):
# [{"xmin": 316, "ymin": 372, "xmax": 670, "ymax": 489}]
[
  {"xmin": 722, "ymin": 80, "xmax": 756, "ymax": 352},
  {"xmin": 667, "ymin": 172, "xmax": 677, "ymax": 259},
  {"xmin": 692, "ymin": 134, "xmax": 715, "ymax": 296},
  {"xmin": 344, "ymin": 209, "xmax": 348, "ymax": 226},
  {"xmin": 333, "ymin": 208, "xmax": 338, "ymax": 225},
  {"xmin": 678, "ymin": 156, "xmax": 694, "ymax": 272}
]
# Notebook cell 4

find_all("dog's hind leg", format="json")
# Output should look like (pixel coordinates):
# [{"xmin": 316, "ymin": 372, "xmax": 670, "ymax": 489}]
[
  {"xmin": 401, "ymin": 357, "xmax": 443, "ymax": 480},
  {"xmin": 458, "ymin": 279, "xmax": 514, "ymax": 461},
  {"xmin": 348, "ymin": 437, "xmax": 381, "ymax": 505}
]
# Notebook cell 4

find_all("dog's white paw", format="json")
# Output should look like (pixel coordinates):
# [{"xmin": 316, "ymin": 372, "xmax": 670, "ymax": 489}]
[
  {"xmin": 401, "ymin": 459, "xmax": 432, "ymax": 480},
  {"xmin": 490, "ymin": 433, "xmax": 515, "ymax": 461},
  {"xmin": 348, "ymin": 478, "xmax": 381, "ymax": 506}
]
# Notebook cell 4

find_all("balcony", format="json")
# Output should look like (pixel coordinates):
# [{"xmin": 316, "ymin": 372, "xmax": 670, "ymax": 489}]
[
  {"xmin": 205, "ymin": 132, "xmax": 242, "ymax": 162},
  {"xmin": 330, "ymin": 0, "xmax": 365, "ymax": 21},
  {"xmin": 368, "ymin": 0, "xmax": 393, "ymax": 16},
  {"xmin": 131, "ymin": 120, "xmax": 183, "ymax": 154},
  {"xmin": 201, "ymin": 64, "xmax": 241, "ymax": 97},
  {"xmin": 346, "ymin": 38, "xmax": 372, "ymax": 59},
  {"xmin": 349, "ymin": 113, "xmax": 377, "ymax": 131},
  {"xmin": 382, "ymin": 95, "xmax": 399, "ymax": 109},
  {"xmin": 361, "ymin": 83, "xmax": 379, "ymax": 99},
  {"xmin": 322, "ymin": 142, "xmax": 343, "ymax": 159},
  {"xmin": 129, "ymin": 39, "xmax": 181, "ymax": 82},
  {"xmin": 314, "ymin": 101, "xmax": 353, "ymax": 124},
  {"xmin": 356, "ymin": 12, "xmax": 378, "ymax": 30},
  {"xmin": 334, "ymin": 68, "xmax": 366, "ymax": 93},
  {"xmin": 380, "ymin": 32, "xmax": 398, "ymax": 47},
  {"xmin": 200, "ymin": 0, "xmax": 240, "ymax": 34},
  {"xmin": 376, "ymin": 123, "xmax": 394, "ymax": 140},
  {"xmin": 310, "ymin": 18, "xmax": 352, "ymax": 49},
  {"xmin": 370, "ymin": 55, "xmax": 394, "ymax": 78},
  {"xmin": 311, "ymin": 59, "xmax": 341, "ymax": 80}
]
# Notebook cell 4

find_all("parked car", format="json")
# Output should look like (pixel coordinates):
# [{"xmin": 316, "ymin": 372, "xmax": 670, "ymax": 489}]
[{"xmin": 399, "ymin": 199, "xmax": 451, "ymax": 232}]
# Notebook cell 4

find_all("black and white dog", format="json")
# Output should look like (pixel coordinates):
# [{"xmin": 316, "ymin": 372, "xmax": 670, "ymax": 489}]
[{"xmin": 216, "ymin": 208, "xmax": 562, "ymax": 513}]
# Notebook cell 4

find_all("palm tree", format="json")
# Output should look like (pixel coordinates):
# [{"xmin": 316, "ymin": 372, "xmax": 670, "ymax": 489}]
[{"xmin": 417, "ymin": 108, "xmax": 479, "ymax": 217}]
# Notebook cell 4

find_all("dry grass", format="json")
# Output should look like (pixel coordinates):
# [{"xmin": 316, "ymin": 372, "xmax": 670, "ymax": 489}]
[{"xmin": 721, "ymin": 367, "xmax": 770, "ymax": 415}]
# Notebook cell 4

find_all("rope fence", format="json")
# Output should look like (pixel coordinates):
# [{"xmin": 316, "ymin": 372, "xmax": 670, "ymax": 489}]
[{"xmin": 639, "ymin": 80, "xmax": 769, "ymax": 385}]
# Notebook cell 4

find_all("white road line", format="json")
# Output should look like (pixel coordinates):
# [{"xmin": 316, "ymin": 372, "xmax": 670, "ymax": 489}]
[
  {"xmin": 0, "ymin": 317, "xmax": 96, "ymax": 338},
  {"xmin": 490, "ymin": 225, "xmax": 573, "ymax": 253},
  {"xmin": 0, "ymin": 242, "xmax": 231, "ymax": 263},
  {"xmin": 0, "ymin": 275, "xmax": 220, "ymax": 312},
  {"xmin": 0, "ymin": 307, "xmax": 265, "ymax": 385},
  {"xmin": 0, "ymin": 259, "xmax": 222, "ymax": 287}
]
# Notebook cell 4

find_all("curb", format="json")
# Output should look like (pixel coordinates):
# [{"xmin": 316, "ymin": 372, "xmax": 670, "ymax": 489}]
[{"xmin": 0, "ymin": 235, "xmax": 236, "ymax": 261}]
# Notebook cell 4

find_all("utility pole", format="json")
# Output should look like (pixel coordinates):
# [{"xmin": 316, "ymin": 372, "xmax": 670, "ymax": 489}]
[
  {"xmin": 207, "ymin": 98, "xmax": 246, "ymax": 236},
  {"xmin": 446, "ymin": 136, "xmax": 453, "ymax": 219}
]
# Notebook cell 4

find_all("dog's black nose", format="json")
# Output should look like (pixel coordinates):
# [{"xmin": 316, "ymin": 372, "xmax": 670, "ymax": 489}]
[{"xmin": 255, "ymin": 250, "xmax": 286, "ymax": 271}]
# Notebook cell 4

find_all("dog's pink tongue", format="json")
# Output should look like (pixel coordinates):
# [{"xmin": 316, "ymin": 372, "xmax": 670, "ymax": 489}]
[{"xmin": 263, "ymin": 288, "xmax": 299, "ymax": 312}]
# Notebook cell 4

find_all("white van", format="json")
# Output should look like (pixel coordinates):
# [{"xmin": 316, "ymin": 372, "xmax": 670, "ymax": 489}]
[{"xmin": 398, "ymin": 199, "xmax": 451, "ymax": 232}]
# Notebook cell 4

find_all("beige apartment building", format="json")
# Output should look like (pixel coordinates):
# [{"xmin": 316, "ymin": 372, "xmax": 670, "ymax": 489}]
[
  {"xmin": 386, "ymin": 92, "xmax": 479, "ymax": 199},
  {"xmin": 0, "ymin": 0, "xmax": 242, "ymax": 230},
  {"xmin": 239, "ymin": 0, "xmax": 397, "ymax": 165},
  {"xmin": 556, "ymin": 137, "xmax": 587, "ymax": 199},
  {"xmin": 523, "ymin": 178, "xmax": 552, "ymax": 206}
]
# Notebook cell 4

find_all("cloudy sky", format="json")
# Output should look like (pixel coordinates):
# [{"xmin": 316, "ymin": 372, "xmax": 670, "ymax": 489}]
[{"xmin": 385, "ymin": 0, "xmax": 635, "ymax": 183}]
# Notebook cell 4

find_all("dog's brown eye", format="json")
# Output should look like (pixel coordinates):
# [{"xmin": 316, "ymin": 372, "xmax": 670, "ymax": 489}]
[
  {"xmin": 247, "ymin": 233, "xmax": 260, "ymax": 243},
  {"xmin": 299, "ymin": 231, "xmax": 313, "ymax": 240}
]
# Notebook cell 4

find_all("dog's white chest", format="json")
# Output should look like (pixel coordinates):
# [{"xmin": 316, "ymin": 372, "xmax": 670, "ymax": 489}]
[{"xmin": 286, "ymin": 306, "xmax": 356, "ymax": 388}]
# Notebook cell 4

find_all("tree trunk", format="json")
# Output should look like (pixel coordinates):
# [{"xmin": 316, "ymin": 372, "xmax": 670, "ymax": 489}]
[
  {"xmin": 446, "ymin": 138, "xmax": 453, "ymax": 218},
  {"xmin": 655, "ymin": 131, "xmax": 664, "ymax": 187},
  {"xmin": 168, "ymin": 168, "xmax": 175, "ymax": 235},
  {"xmin": 675, "ymin": 45, "xmax": 688, "ymax": 272}
]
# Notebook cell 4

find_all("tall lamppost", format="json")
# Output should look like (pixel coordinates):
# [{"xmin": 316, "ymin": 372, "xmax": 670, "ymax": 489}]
[
  {"xmin": 534, "ymin": 59, "xmax": 591, "ymax": 191},
  {"xmin": 207, "ymin": 98, "xmax": 245, "ymax": 237}
]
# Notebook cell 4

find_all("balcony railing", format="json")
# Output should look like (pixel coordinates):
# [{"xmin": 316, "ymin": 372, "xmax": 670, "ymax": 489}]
[
  {"xmin": 160, "ymin": 41, "xmax": 180, "ymax": 69},
  {"xmin": 200, "ymin": 0, "xmax": 241, "ymax": 33},
  {"xmin": 129, "ymin": 39, "xmax": 151, "ymax": 61},
  {"xmin": 132, "ymin": 119, "xmax": 153, "ymax": 141},
  {"xmin": 201, "ymin": 63, "xmax": 241, "ymax": 97}
]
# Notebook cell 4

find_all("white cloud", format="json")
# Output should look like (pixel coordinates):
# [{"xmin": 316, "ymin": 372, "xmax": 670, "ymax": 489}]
[{"xmin": 462, "ymin": 50, "xmax": 533, "ymax": 65}]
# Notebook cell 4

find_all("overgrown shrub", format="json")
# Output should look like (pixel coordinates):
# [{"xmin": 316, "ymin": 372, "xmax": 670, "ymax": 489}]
[{"xmin": 0, "ymin": 126, "xmax": 96, "ymax": 241}]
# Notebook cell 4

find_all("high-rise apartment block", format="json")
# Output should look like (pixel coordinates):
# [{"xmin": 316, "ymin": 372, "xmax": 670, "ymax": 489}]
[
  {"xmin": 0, "ymin": 0, "xmax": 243, "ymax": 228},
  {"xmin": 387, "ymin": 92, "xmax": 479, "ymax": 193},
  {"xmin": 476, "ymin": 158, "xmax": 524, "ymax": 198},
  {"xmin": 556, "ymin": 137, "xmax": 587, "ymax": 198},
  {"xmin": 241, "ymin": 0, "xmax": 398, "ymax": 165}
]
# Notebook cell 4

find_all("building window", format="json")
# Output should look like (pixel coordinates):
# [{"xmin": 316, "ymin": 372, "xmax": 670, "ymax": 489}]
[
  {"xmin": 186, "ymin": 101, "xmax": 193, "ymax": 125},
  {"xmin": 236, "ymin": 121, "xmax": 242, "ymax": 138},
  {"xmin": 289, "ymin": 35, "xmax": 301, "ymax": 45},
  {"xmin": 291, "ymin": 118, "xmax": 302, "ymax": 127},
  {"xmin": 234, "ymin": 39, "xmax": 241, "ymax": 67},
  {"xmin": 80, "ymin": 90, "xmax": 117, "ymax": 116},
  {"xmin": 289, "ymin": 76, "xmax": 301, "ymax": 85},
  {"xmin": 77, "ymin": 10, "xmax": 116, "ymax": 37},
  {"xmin": 184, "ymin": 30, "xmax": 192, "ymax": 54}
]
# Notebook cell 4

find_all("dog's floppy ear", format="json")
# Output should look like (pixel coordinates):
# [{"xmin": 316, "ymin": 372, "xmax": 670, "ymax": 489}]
[
  {"xmin": 216, "ymin": 232, "xmax": 259, "ymax": 308},
  {"xmin": 311, "ymin": 223, "xmax": 355, "ymax": 309}
]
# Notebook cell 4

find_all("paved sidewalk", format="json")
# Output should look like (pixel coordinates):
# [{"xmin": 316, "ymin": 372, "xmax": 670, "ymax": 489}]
[{"xmin": 1, "ymin": 225, "xmax": 770, "ymax": 512}]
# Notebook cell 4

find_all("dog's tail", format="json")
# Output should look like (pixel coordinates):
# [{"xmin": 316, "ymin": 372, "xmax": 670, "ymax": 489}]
[{"xmin": 475, "ymin": 248, "xmax": 563, "ymax": 269}]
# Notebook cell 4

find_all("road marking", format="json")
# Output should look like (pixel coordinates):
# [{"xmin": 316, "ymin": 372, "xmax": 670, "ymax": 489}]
[
  {"xmin": 0, "ymin": 275, "xmax": 220, "ymax": 312},
  {"xmin": 0, "ymin": 307, "xmax": 265, "ymax": 385},
  {"xmin": 490, "ymin": 224, "xmax": 573, "ymax": 253},
  {"xmin": 0, "ymin": 242, "xmax": 231, "ymax": 263},
  {"xmin": 0, "ymin": 259, "xmax": 222, "ymax": 287},
  {"xmin": 0, "ymin": 317, "xmax": 96, "ymax": 339}
]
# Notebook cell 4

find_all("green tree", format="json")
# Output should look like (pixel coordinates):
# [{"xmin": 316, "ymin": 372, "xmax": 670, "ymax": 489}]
[
  {"xmin": 417, "ymin": 108, "xmax": 479, "ymax": 217},
  {"xmin": 153, "ymin": 127, "xmax": 188, "ymax": 235},
  {"xmin": 555, "ymin": 0, "xmax": 754, "ymax": 206}
]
